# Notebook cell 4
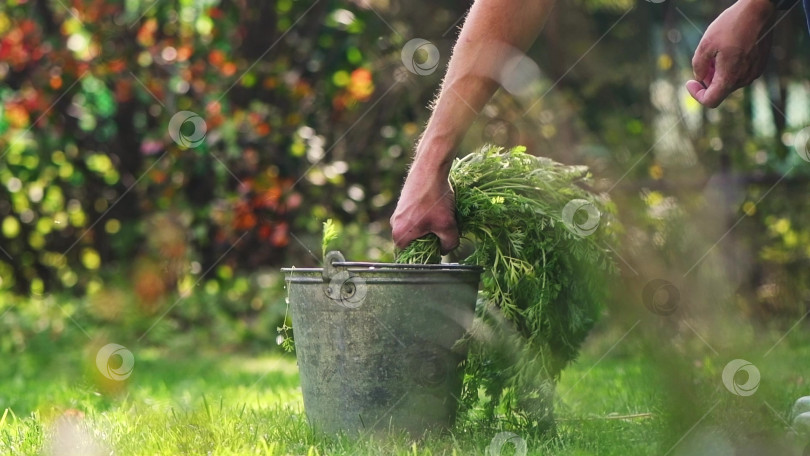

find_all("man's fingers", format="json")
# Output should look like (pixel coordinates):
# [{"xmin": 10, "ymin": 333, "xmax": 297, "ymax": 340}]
[
  {"xmin": 392, "ymin": 227, "xmax": 458, "ymax": 253},
  {"xmin": 686, "ymin": 80, "xmax": 707, "ymax": 102},
  {"xmin": 691, "ymin": 45, "xmax": 712, "ymax": 82},
  {"xmin": 686, "ymin": 81, "xmax": 732, "ymax": 108},
  {"xmin": 392, "ymin": 224, "xmax": 428, "ymax": 250},
  {"xmin": 691, "ymin": 76, "xmax": 731, "ymax": 108},
  {"xmin": 435, "ymin": 227, "xmax": 460, "ymax": 255},
  {"xmin": 390, "ymin": 179, "xmax": 458, "ymax": 254},
  {"xmin": 699, "ymin": 82, "xmax": 731, "ymax": 108},
  {"xmin": 391, "ymin": 220, "xmax": 459, "ymax": 253},
  {"xmin": 688, "ymin": 43, "xmax": 720, "ymax": 106},
  {"xmin": 686, "ymin": 50, "xmax": 738, "ymax": 108},
  {"xmin": 699, "ymin": 51, "xmax": 738, "ymax": 108}
]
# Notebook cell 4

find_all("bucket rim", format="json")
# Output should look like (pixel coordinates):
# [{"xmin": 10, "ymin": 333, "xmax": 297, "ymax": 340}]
[{"xmin": 281, "ymin": 261, "xmax": 483, "ymax": 273}]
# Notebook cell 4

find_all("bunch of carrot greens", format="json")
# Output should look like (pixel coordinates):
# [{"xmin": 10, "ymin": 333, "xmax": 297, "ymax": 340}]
[{"xmin": 396, "ymin": 145, "xmax": 618, "ymax": 430}]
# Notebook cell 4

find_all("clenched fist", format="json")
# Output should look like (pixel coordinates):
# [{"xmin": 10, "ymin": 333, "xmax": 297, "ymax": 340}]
[
  {"xmin": 686, "ymin": 0, "xmax": 776, "ymax": 108},
  {"xmin": 390, "ymin": 162, "xmax": 459, "ymax": 254}
]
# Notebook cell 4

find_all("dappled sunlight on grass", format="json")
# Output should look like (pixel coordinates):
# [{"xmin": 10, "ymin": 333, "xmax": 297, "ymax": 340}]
[{"xmin": 3, "ymin": 322, "xmax": 810, "ymax": 455}]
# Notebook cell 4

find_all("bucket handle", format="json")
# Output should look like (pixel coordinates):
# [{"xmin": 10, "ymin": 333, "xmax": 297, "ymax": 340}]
[{"xmin": 322, "ymin": 251, "xmax": 367, "ymax": 308}]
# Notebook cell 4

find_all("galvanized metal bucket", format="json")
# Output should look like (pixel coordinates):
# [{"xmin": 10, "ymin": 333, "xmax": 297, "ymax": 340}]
[{"xmin": 282, "ymin": 251, "xmax": 482, "ymax": 436}]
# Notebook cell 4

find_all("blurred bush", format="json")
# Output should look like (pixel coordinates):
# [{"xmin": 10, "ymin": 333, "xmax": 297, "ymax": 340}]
[
  {"xmin": 0, "ymin": 0, "xmax": 431, "ymax": 295},
  {"xmin": 0, "ymin": 0, "xmax": 468, "ymax": 350},
  {"xmin": 3, "ymin": 0, "xmax": 810, "ymax": 353}
]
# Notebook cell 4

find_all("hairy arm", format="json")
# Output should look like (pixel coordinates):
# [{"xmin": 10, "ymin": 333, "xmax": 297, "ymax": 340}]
[{"xmin": 391, "ymin": 0, "xmax": 555, "ymax": 252}]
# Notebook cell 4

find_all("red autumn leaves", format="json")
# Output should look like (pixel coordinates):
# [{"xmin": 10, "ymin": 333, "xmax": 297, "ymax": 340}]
[{"xmin": 231, "ymin": 175, "xmax": 301, "ymax": 248}]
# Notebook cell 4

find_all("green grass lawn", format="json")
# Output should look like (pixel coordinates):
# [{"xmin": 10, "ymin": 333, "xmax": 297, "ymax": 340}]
[{"xmin": 3, "ymin": 320, "xmax": 810, "ymax": 455}]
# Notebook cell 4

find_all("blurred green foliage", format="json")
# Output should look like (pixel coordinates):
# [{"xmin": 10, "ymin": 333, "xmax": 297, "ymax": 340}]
[
  {"xmin": 2, "ymin": 0, "xmax": 810, "ymax": 354},
  {"xmin": 0, "ymin": 0, "xmax": 430, "ymax": 352},
  {"xmin": 0, "ymin": 0, "xmax": 418, "ymax": 297}
]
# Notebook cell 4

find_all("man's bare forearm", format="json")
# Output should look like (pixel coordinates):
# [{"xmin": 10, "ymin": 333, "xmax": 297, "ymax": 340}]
[
  {"xmin": 391, "ymin": 0, "xmax": 555, "ymax": 251},
  {"xmin": 412, "ymin": 0, "xmax": 556, "ymax": 175}
]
